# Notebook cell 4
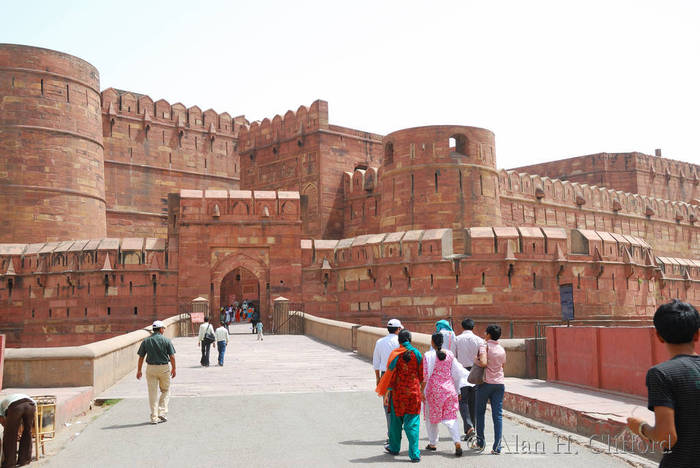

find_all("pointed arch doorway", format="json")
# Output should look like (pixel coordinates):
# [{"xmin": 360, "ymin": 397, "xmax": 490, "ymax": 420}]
[{"xmin": 220, "ymin": 267, "xmax": 260, "ymax": 328}]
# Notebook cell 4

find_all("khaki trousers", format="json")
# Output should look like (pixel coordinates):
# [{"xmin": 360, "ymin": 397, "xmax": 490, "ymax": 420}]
[{"xmin": 146, "ymin": 364, "xmax": 171, "ymax": 422}]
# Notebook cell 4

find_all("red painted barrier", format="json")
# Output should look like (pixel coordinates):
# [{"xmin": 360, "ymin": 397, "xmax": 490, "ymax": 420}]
[
  {"xmin": 546, "ymin": 326, "xmax": 698, "ymax": 397},
  {"xmin": 0, "ymin": 334, "xmax": 5, "ymax": 389}
]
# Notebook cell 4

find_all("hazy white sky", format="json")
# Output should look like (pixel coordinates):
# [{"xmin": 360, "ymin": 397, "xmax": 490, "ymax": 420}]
[{"xmin": 3, "ymin": 0, "xmax": 699, "ymax": 168}]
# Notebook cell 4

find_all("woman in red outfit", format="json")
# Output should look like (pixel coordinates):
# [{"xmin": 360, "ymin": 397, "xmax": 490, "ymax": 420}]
[{"xmin": 380, "ymin": 330, "xmax": 423, "ymax": 462}]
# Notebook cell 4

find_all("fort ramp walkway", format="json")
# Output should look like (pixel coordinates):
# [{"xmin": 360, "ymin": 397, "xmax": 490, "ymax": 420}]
[{"xmin": 38, "ymin": 324, "xmax": 650, "ymax": 467}]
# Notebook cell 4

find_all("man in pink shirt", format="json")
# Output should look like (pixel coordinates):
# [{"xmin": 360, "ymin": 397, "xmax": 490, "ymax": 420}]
[{"xmin": 473, "ymin": 324, "xmax": 506, "ymax": 454}]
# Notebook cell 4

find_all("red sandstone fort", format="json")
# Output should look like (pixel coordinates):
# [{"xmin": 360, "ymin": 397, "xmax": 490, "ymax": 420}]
[{"xmin": 0, "ymin": 44, "xmax": 698, "ymax": 347}]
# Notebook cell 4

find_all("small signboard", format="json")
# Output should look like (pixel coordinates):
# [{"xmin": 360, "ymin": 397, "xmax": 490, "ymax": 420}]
[
  {"xmin": 190, "ymin": 312, "xmax": 205, "ymax": 324},
  {"xmin": 559, "ymin": 283, "xmax": 575, "ymax": 322}
]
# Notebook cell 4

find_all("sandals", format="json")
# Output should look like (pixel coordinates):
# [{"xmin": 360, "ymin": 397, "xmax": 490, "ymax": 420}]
[
  {"xmin": 424, "ymin": 444, "xmax": 437, "ymax": 451},
  {"xmin": 455, "ymin": 443, "xmax": 463, "ymax": 457},
  {"xmin": 491, "ymin": 449, "xmax": 501, "ymax": 455}
]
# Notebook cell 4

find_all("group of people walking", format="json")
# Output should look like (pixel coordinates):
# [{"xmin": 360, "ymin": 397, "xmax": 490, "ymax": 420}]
[{"xmin": 374, "ymin": 318, "xmax": 506, "ymax": 463}]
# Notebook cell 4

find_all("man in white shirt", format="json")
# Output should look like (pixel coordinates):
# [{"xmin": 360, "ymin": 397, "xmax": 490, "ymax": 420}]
[
  {"xmin": 215, "ymin": 322, "xmax": 230, "ymax": 366},
  {"xmin": 373, "ymin": 318, "xmax": 402, "ymax": 442},
  {"xmin": 454, "ymin": 318, "xmax": 484, "ymax": 440}
]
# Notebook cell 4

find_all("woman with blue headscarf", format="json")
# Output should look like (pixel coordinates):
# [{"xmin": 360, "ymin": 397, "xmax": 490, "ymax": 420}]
[
  {"xmin": 435, "ymin": 320, "xmax": 457, "ymax": 355},
  {"xmin": 376, "ymin": 330, "xmax": 423, "ymax": 462}
]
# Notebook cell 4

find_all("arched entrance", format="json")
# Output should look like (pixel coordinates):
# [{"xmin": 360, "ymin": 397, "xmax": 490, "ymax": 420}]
[{"xmin": 220, "ymin": 267, "xmax": 261, "ymax": 327}]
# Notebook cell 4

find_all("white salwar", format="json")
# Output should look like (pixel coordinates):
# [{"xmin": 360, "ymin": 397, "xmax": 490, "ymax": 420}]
[{"xmin": 422, "ymin": 349, "xmax": 470, "ymax": 445}]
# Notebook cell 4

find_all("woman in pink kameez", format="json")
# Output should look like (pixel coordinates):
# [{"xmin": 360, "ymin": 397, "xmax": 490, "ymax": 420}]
[{"xmin": 421, "ymin": 332, "xmax": 469, "ymax": 457}]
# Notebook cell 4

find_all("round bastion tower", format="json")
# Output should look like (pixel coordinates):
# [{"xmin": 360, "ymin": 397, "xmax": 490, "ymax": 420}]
[
  {"xmin": 0, "ymin": 44, "xmax": 107, "ymax": 243},
  {"xmin": 378, "ymin": 125, "xmax": 502, "ymax": 232}
]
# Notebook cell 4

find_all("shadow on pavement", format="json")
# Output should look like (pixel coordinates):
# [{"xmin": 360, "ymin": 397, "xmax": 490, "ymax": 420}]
[
  {"xmin": 348, "ymin": 453, "xmax": 410, "ymax": 464},
  {"xmin": 339, "ymin": 439, "xmax": 386, "ymax": 446},
  {"xmin": 101, "ymin": 422, "xmax": 153, "ymax": 430}
]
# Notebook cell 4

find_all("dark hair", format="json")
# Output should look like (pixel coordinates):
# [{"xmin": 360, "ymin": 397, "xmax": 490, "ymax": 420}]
[
  {"xmin": 653, "ymin": 299, "xmax": 700, "ymax": 344},
  {"xmin": 387, "ymin": 326, "xmax": 400, "ymax": 334},
  {"xmin": 486, "ymin": 324, "xmax": 502, "ymax": 340},
  {"xmin": 398, "ymin": 330, "xmax": 412, "ymax": 362},
  {"xmin": 461, "ymin": 318, "xmax": 475, "ymax": 330},
  {"xmin": 432, "ymin": 332, "xmax": 446, "ymax": 360},
  {"xmin": 204, "ymin": 316, "xmax": 209, "ymax": 322}
]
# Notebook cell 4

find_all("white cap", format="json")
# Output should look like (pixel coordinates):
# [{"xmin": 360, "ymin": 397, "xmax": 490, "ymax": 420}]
[
  {"xmin": 152, "ymin": 320, "xmax": 165, "ymax": 329},
  {"xmin": 387, "ymin": 319, "xmax": 402, "ymax": 328}
]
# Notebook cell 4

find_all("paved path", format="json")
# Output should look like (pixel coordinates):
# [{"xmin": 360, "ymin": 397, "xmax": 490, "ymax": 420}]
[{"xmin": 41, "ymin": 325, "xmax": 652, "ymax": 467}]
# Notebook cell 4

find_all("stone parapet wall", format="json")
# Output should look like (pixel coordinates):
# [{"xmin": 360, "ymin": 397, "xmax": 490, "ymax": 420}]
[
  {"xmin": 300, "ymin": 312, "xmax": 532, "ymax": 378},
  {"xmin": 3, "ymin": 314, "xmax": 186, "ymax": 393}
]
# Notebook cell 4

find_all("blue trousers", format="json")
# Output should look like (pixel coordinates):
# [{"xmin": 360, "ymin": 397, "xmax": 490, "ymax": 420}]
[
  {"xmin": 475, "ymin": 383, "xmax": 504, "ymax": 452},
  {"xmin": 216, "ymin": 341, "xmax": 227, "ymax": 366}
]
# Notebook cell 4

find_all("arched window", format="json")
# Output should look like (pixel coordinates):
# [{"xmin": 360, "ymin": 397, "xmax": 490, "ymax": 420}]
[
  {"xmin": 450, "ymin": 134, "xmax": 467, "ymax": 155},
  {"xmin": 385, "ymin": 142, "xmax": 394, "ymax": 165}
]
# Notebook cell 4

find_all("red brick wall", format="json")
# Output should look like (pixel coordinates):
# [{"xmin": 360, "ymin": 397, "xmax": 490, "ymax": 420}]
[
  {"xmin": 172, "ymin": 189, "xmax": 303, "ymax": 329},
  {"xmin": 238, "ymin": 100, "xmax": 382, "ymax": 239},
  {"xmin": 498, "ymin": 169, "xmax": 700, "ymax": 258},
  {"xmin": 0, "ymin": 44, "xmax": 107, "ymax": 243},
  {"xmin": 301, "ymin": 227, "xmax": 700, "ymax": 338},
  {"xmin": 379, "ymin": 126, "xmax": 502, "ymax": 233},
  {"xmin": 101, "ymin": 89, "xmax": 243, "ymax": 237},
  {"xmin": 0, "ymin": 239, "xmax": 176, "ymax": 347},
  {"xmin": 512, "ymin": 152, "xmax": 700, "ymax": 204}
]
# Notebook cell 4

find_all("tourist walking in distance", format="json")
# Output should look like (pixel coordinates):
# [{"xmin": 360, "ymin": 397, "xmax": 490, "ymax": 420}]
[
  {"xmin": 454, "ymin": 318, "xmax": 484, "ymax": 440},
  {"xmin": 421, "ymin": 332, "xmax": 469, "ymax": 457},
  {"xmin": 198, "ymin": 317, "xmax": 215, "ymax": 367},
  {"xmin": 215, "ymin": 321, "xmax": 229, "ymax": 366},
  {"xmin": 376, "ymin": 330, "xmax": 423, "ymax": 463},
  {"xmin": 435, "ymin": 319, "xmax": 457, "ymax": 354},
  {"xmin": 627, "ymin": 299, "xmax": 700, "ymax": 468},
  {"xmin": 474, "ymin": 324, "xmax": 506, "ymax": 454},
  {"xmin": 373, "ymin": 318, "xmax": 402, "ymax": 442},
  {"xmin": 136, "ymin": 320, "xmax": 176, "ymax": 424},
  {"xmin": 256, "ymin": 320, "xmax": 264, "ymax": 341},
  {"xmin": 0, "ymin": 394, "xmax": 36, "ymax": 467}
]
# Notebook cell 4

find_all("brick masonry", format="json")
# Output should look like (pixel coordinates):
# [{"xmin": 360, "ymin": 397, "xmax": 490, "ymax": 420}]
[{"xmin": 0, "ymin": 44, "xmax": 698, "ymax": 347}]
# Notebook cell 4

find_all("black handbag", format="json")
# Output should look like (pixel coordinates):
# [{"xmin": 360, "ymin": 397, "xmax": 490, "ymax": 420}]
[{"xmin": 202, "ymin": 325, "xmax": 215, "ymax": 344}]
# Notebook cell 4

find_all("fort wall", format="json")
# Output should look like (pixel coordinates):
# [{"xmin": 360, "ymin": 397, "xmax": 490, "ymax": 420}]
[
  {"xmin": 0, "ymin": 44, "xmax": 107, "ymax": 243},
  {"xmin": 0, "ymin": 238, "xmax": 176, "ymax": 347},
  {"xmin": 171, "ymin": 189, "xmax": 303, "ymax": 327},
  {"xmin": 238, "ymin": 100, "xmax": 383, "ymax": 238},
  {"xmin": 498, "ymin": 169, "xmax": 700, "ymax": 258},
  {"xmin": 101, "ymin": 88, "xmax": 244, "ymax": 237},
  {"xmin": 301, "ymin": 227, "xmax": 699, "ymax": 337},
  {"xmin": 512, "ymin": 152, "xmax": 700, "ymax": 204}
]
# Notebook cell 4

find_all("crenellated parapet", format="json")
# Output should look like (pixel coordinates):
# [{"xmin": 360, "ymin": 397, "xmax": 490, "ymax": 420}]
[
  {"xmin": 101, "ymin": 88, "xmax": 248, "ymax": 136},
  {"xmin": 237, "ymin": 100, "xmax": 329, "ymax": 153},
  {"xmin": 177, "ymin": 189, "xmax": 300, "ymax": 223},
  {"xmin": 512, "ymin": 151, "xmax": 700, "ymax": 204},
  {"xmin": 499, "ymin": 169, "xmax": 699, "ymax": 223}
]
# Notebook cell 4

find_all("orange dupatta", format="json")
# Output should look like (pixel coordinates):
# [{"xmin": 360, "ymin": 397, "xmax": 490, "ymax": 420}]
[{"xmin": 375, "ymin": 345, "xmax": 406, "ymax": 396}]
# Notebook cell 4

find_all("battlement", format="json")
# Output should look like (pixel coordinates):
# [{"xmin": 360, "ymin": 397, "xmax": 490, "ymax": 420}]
[
  {"xmin": 178, "ymin": 189, "xmax": 300, "ymax": 222},
  {"xmin": 344, "ymin": 167, "xmax": 380, "ymax": 197},
  {"xmin": 237, "ymin": 100, "xmax": 329, "ymax": 152},
  {"xmin": 499, "ymin": 169, "xmax": 699, "ymax": 225},
  {"xmin": 512, "ymin": 152, "xmax": 700, "ymax": 204},
  {"xmin": 101, "ymin": 88, "xmax": 248, "ymax": 136},
  {"xmin": 0, "ymin": 238, "xmax": 167, "ymax": 277}
]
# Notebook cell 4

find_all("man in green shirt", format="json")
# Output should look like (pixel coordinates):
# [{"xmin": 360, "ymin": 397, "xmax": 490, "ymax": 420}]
[{"xmin": 137, "ymin": 320, "xmax": 176, "ymax": 424}]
